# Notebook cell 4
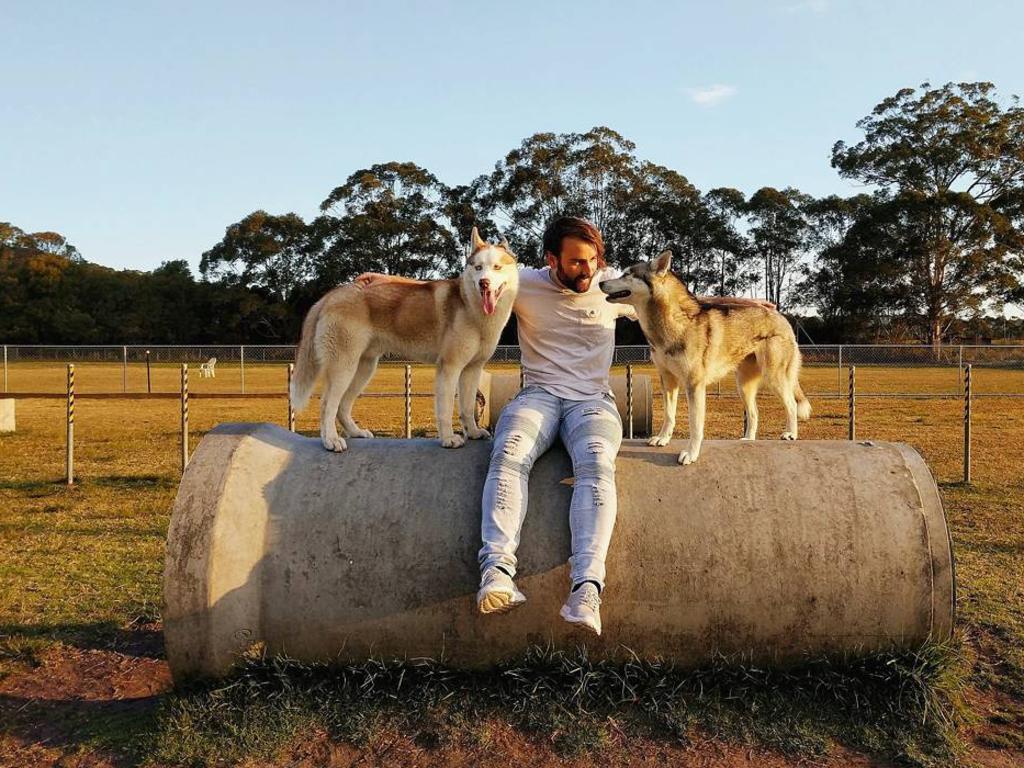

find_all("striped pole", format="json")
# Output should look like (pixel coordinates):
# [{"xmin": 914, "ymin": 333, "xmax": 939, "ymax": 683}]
[
  {"xmin": 626, "ymin": 363, "xmax": 634, "ymax": 440},
  {"xmin": 848, "ymin": 365, "xmax": 856, "ymax": 441},
  {"xmin": 66, "ymin": 364, "xmax": 74, "ymax": 485},
  {"xmin": 964, "ymin": 364, "xmax": 972, "ymax": 485},
  {"xmin": 181, "ymin": 363, "xmax": 189, "ymax": 473},
  {"xmin": 404, "ymin": 364, "xmax": 412, "ymax": 439},
  {"xmin": 122, "ymin": 345, "xmax": 127, "ymax": 393},
  {"xmin": 287, "ymin": 363, "xmax": 296, "ymax": 432}
]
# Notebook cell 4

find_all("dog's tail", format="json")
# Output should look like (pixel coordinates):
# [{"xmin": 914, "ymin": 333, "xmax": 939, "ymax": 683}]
[
  {"xmin": 290, "ymin": 298, "xmax": 324, "ymax": 412},
  {"xmin": 790, "ymin": 346, "xmax": 812, "ymax": 420}
]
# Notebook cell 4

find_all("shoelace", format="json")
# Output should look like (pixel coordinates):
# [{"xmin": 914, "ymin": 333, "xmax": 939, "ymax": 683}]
[{"xmin": 578, "ymin": 587, "xmax": 601, "ymax": 611}]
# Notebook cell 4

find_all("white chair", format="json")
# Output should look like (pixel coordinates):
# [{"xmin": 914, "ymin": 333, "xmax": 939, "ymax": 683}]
[{"xmin": 199, "ymin": 357, "xmax": 217, "ymax": 378}]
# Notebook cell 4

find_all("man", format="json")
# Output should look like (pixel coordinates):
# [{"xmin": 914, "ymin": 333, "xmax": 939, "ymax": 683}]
[{"xmin": 359, "ymin": 217, "xmax": 766, "ymax": 635}]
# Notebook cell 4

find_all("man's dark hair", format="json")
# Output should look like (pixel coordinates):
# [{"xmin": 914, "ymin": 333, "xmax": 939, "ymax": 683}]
[{"xmin": 542, "ymin": 216, "xmax": 606, "ymax": 268}]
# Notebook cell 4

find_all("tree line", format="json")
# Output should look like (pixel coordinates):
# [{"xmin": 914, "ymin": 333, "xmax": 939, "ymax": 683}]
[{"xmin": 3, "ymin": 82, "xmax": 1023, "ymax": 346}]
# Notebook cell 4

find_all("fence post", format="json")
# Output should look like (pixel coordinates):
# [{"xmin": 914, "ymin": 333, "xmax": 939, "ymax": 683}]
[
  {"xmin": 66, "ymin": 364, "xmax": 74, "ymax": 485},
  {"xmin": 287, "ymin": 363, "xmax": 295, "ymax": 432},
  {"xmin": 848, "ymin": 365, "xmax": 856, "ymax": 441},
  {"xmin": 626, "ymin": 363, "xmax": 634, "ymax": 440},
  {"xmin": 3, "ymin": 345, "xmax": 7, "ymax": 393},
  {"xmin": 240, "ymin": 345, "xmax": 246, "ymax": 394},
  {"xmin": 404, "ymin": 364, "xmax": 412, "ymax": 439},
  {"xmin": 122, "ymin": 345, "xmax": 127, "ymax": 393},
  {"xmin": 964, "ymin": 364, "xmax": 972, "ymax": 485},
  {"xmin": 146, "ymin": 350, "xmax": 152, "ymax": 394},
  {"xmin": 837, "ymin": 345, "xmax": 843, "ymax": 397},
  {"xmin": 958, "ymin": 345, "xmax": 964, "ymax": 387},
  {"xmin": 181, "ymin": 364, "xmax": 189, "ymax": 474}
]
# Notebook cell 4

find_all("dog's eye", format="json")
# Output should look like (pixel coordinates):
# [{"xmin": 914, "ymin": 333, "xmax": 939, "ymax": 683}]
[
  {"xmin": 494, "ymin": 265, "xmax": 502, "ymax": 270},
  {"xmin": 475, "ymin": 265, "xmax": 482, "ymax": 271}
]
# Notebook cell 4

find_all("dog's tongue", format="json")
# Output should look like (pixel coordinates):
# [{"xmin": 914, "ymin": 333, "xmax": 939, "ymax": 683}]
[{"xmin": 482, "ymin": 289, "xmax": 496, "ymax": 316}]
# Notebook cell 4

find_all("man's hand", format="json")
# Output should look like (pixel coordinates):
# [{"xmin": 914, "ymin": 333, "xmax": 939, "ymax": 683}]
[
  {"xmin": 354, "ymin": 273, "xmax": 427, "ymax": 289},
  {"xmin": 699, "ymin": 296, "xmax": 776, "ymax": 310}
]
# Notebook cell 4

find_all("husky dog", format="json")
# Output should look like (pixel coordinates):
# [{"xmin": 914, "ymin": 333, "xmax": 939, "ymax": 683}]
[
  {"xmin": 291, "ymin": 228, "xmax": 518, "ymax": 452},
  {"xmin": 599, "ymin": 250, "xmax": 811, "ymax": 465}
]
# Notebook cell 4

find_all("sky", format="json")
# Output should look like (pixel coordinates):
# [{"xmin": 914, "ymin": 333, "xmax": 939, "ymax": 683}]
[{"xmin": 2, "ymin": 0, "xmax": 1022, "ymax": 278}]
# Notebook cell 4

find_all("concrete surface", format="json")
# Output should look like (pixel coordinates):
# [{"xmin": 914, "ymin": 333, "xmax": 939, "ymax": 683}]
[
  {"xmin": 0, "ymin": 399, "xmax": 14, "ymax": 433},
  {"xmin": 483, "ymin": 373, "xmax": 652, "ymax": 437},
  {"xmin": 164, "ymin": 423, "xmax": 954, "ymax": 681}
]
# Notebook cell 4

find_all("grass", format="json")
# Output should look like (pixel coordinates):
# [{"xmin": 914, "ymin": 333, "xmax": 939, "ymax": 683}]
[
  {"xmin": 1, "ymin": 362, "xmax": 1023, "ymax": 765},
  {"xmin": 150, "ymin": 643, "xmax": 970, "ymax": 766}
]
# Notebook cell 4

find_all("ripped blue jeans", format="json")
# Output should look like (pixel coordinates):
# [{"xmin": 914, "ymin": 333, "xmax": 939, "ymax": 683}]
[{"xmin": 478, "ymin": 385, "xmax": 622, "ymax": 590}]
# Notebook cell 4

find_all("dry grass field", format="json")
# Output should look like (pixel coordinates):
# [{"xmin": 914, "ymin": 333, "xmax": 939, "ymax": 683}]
[{"xmin": 1, "ymin": 361, "xmax": 1023, "ymax": 766}]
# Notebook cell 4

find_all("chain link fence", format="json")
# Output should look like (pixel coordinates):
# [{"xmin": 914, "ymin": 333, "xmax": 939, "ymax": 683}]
[{"xmin": 3, "ymin": 343, "xmax": 1024, "ymax": 395}]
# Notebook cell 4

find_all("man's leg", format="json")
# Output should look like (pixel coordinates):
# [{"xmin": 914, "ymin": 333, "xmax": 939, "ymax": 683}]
[
  {"xmin": 477, "ymin": 386, "xmax": 561, "ymax": 612},
  {"xmin": 558, "ymin": 396, "xmax": 622, "ymax": 634}
]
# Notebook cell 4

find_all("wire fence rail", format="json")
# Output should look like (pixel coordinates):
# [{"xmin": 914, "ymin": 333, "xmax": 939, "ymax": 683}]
[{"xmin": 4, "ymin": 343, "xmax": 1024, "ymax": 396}]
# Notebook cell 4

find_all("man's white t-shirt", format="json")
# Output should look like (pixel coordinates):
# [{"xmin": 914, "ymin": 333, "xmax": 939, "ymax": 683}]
[{"xmin": 513, "ymin": 266, "xmax": 637, "ymax": 401}]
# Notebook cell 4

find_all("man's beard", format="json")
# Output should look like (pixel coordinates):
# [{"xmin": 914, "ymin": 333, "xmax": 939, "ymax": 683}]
[{"xmin": 556, "ymin": 265, "xmax": 592, "ymax": 293}]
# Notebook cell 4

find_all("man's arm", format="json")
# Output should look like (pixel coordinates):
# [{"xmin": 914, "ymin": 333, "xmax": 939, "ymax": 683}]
[
  {"xmin": 354, "ymin": 272, "xmax": 429, "ymax": 289},
  {"xmin": 698, "ymin": 296, "xmax": 776, "ymax": 310}
]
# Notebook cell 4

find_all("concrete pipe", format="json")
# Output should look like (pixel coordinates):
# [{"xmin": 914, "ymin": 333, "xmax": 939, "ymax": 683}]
[
  {"xmin": 164, "ymin": 424, "xmax": 954, "ymax": 681},
  {"xmin": 0, "ymin": 399, "xmax": 13, "ymax": 434},
  {"xmin": 482, "ymin": 373, "xmax": 652, "ymax": 437}
]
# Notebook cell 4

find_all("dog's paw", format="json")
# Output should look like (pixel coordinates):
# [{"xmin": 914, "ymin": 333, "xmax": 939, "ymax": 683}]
[
  {"xmin": 441, "ymin": 434, "xmax": 466, "ymax": 449},
  {"xmin": 677, "ymin": 450, "xmax": 699, "ymax": 465},
  {"xmin": 322, "ymin": 435, "xmax": 348, "ymax": 452},
  {"xmin": 349, "ymin": 428, "xmax": 374, "ymax": 439},
  {"xmin": 465, "ymin": 426, "xmax": 491, "ymax": 440},
  {"xmin": 740, "ymin": 435, "xmax": 756, "ymax": 441},
  {"xmin": 779, "ymin": 432, "xmax": 796, "ymax": 441},
  {"xmin": 648, "ymin": 434, "xmax": 671, "ymax": 447}
]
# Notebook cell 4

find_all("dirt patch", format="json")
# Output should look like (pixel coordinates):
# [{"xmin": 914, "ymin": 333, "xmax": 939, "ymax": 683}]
[{"xmin": 0, "ymin": 630, "xmax": 172, "ymax": 768}]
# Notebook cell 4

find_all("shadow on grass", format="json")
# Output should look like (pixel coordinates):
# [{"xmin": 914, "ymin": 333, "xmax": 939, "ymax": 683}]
[
  {"xmin": 0, "ymin": 620, "xmax": 164, "ymax": 660},
  {"xmin": 154, "ymin": 642, "xmax": 969, "ymax": 767},
  {"xmin": 0, "ymin": 692, "xmax": 161, "ymax": 768}
]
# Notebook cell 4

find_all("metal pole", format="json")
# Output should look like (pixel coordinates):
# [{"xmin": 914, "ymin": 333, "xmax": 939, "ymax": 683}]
[
  {"xmin": 848, "ymin": 365, "xmax": 856, "ymax": 441},
  {"xmin": 958, "ymin": 345, "xmax": 964, "ymax": 387},
  {"xmin": 3, "ymin": 345, "xmax": 7, "ymax": 393},
  {"xmin": 404, "ymin": 364, "xmax": 412, "ymax": 439},
  {"xmin": 181, "ymin": 363, "xmax": 189, "ymax": 474},
  {"xmin": 626, "ymin": 363, "xmax": 634, "ymax": 439},
  {"xmin": 964, "ymin": 364, "xmax": 972, "ymax": 485},
  {"xmin": 240, "ymin": 345, "xmax": 246, "ymax": 394},
  {"xmin": 146, "ymin": 350, "xmax": 151, "ymax": 394},
  {"xmin": 837, "ymin": 345, "xmax": 843, "ymax": 396},
  {"xmin": 66, "ymin": 364, "xmax": 74, "ymax": 485},
  {"xmin": 122, "ymin": 345, "xmax": 127, "ymax": 393},
  {"xmin": 287, "ymin": 364, "xmax": 295, "ymax": 432}
]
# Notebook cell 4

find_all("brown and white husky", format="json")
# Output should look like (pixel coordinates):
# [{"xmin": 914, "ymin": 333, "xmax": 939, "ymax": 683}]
[
  {"xmin": 291, "ymin": 228, "xmax": 518, "ymax": 451},
  {"xmin": 600, "ymin": 250, "xmax": 810, "ymax": 465}
]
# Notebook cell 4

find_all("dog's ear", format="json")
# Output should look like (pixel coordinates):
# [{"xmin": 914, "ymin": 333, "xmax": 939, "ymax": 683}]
[
  {"xmin": 498, "ymin": 234, "xmax": 510, "ymax": 251},
  {"xmin": 470, "ymin": 226, "xmax": 486, "ymax": 255},
  {"xmin": 653, "ymin": 249, "xmax": 673, "ymax": 276}
]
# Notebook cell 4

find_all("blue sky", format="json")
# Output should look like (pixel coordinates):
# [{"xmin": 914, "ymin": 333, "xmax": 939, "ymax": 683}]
[{"xmin": 2, "ymin": 1, "xmax": 1021, "ymax": 275}]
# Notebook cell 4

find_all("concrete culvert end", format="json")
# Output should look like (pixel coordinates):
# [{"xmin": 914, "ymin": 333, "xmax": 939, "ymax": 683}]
[{"xmin": 163, "ymin": 423, "xmax": 954, "ymax": 682}]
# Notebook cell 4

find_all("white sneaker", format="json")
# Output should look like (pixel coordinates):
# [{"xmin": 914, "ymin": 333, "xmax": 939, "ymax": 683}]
[
  {"xmin": 476, "ymin": 566, "xmax": 526, "ymax": 614},
  {"xmin": 560, "ymin": 582, "xmax": 602, "ymax": 635}
]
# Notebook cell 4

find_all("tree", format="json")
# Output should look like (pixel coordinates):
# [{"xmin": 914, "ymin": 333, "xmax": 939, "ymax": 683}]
[
  {"xmin": 309, "ymin": 162, "xmax": 460, "ymax": 286},
  {"xmin": 200, "ymin": 211, "xmax": 311, "ymax": 301},
  {"xmin": 744, "ymin": 187, "xmax": 812, "ymax": 309},
  {"xmin": 475, "ymin": 128, "xmax": 640, "ymax": 265},
  {"xmin": 831, "ymin": 81, "xmax": 1024, "ymax": 345}
]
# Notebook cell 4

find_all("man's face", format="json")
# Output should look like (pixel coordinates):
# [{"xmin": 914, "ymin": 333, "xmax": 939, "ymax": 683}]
[{"xmin": 546, "ymin": 236, "xmax": 599, "ymax": 293}]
